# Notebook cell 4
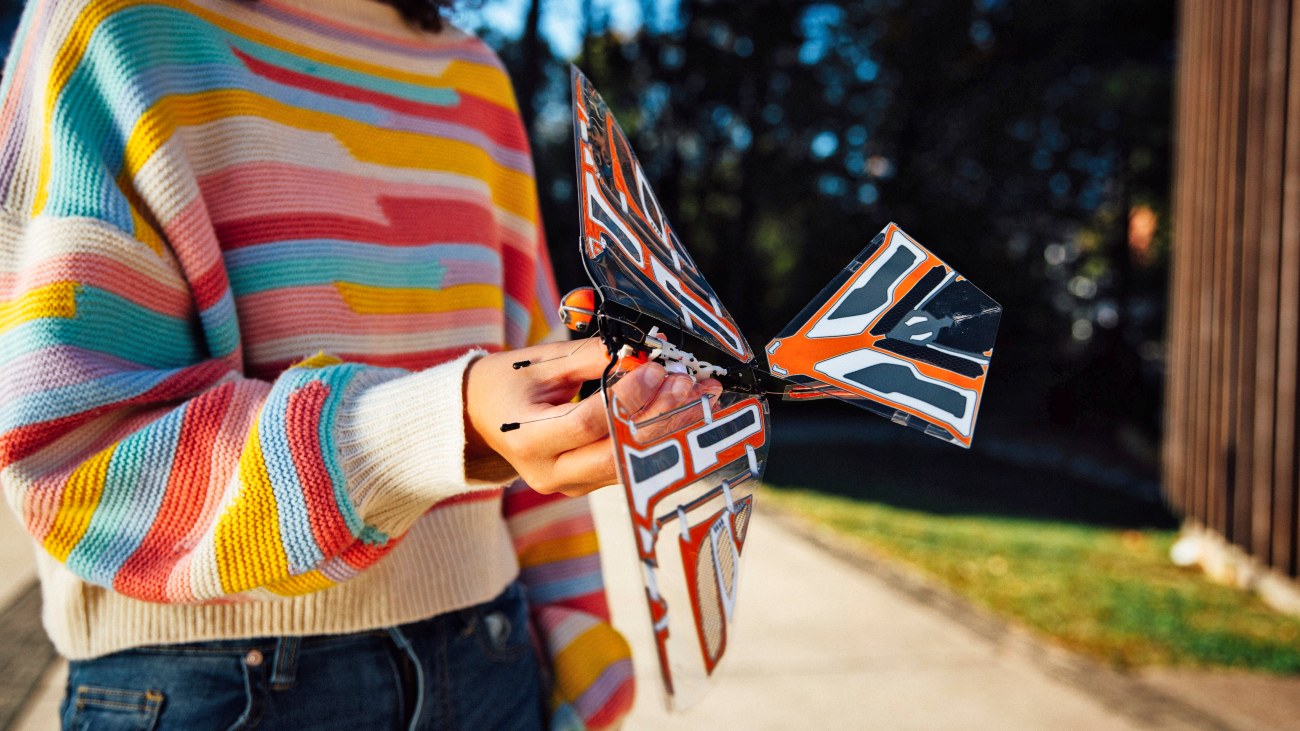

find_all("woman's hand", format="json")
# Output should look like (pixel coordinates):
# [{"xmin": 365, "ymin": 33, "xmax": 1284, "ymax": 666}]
[{"xmin": 463, "ymin": 339, "xmax": 720, "ymax": 496}]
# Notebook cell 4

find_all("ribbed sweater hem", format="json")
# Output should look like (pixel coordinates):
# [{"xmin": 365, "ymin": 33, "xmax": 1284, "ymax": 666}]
[{"xmin": 39, "ymin": 498, "xmax": 519, "ymax": 660}]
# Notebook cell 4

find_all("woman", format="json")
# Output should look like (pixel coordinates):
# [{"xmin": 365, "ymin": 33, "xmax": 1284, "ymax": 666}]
[{"xmin": 0, "ymin": 0, "xmax": 708, "ymax": 727}]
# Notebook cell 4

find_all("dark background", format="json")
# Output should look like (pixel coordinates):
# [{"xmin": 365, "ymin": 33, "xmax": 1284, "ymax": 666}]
[
  {"xmin": 469, "ymin": 0, "xmax": 1177, "ymax": 519},
  {"xmin": 0, "ymin": 0, "xmax": 1179, "ymax": 521}
]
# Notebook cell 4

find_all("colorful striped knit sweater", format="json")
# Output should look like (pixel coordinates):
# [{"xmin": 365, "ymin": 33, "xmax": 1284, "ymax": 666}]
[{"xmin": 0, "ymin": 0, "xmax": 631, "ymax": 726}]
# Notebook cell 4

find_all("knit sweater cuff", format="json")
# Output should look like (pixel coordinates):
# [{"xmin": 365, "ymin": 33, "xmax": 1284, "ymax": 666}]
[{"xmin": 335, "ymin": 350, "xmax": 517, "ymax": 537}]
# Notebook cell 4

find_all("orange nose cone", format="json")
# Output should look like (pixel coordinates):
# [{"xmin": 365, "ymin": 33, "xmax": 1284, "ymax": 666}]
[{"xmin": 559, "ymin": 287, "xmax": 597, "ymax": 333}]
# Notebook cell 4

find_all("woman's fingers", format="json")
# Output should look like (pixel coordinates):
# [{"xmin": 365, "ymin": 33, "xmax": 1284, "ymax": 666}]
[
  {"xmin": 632, "ymin": 376, "xmax": 726, "ymax": 441},
  {"xmin": 549, "ymin": 438, "xmax": 619, "ymax": 496},
  {"xmin": 541, "ymin": 374, "xmax": 730, "ymax": 495},
  {"xmin": 527, "ymin": 337, "xmax": 613, "ymax": 390},
  {"xmin": 526, "ymin": 361, "xmax": 669, "ymax": 455},
  {"xmin": 635, "ymin": 373, "xmax": 697, "ymax": 418},
  {"xmin": 467, "ymin": 338, "xmax": 735, "ymax": 495}
]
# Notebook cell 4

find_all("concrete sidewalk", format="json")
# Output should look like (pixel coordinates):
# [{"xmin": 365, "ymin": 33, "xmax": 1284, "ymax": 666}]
[
  {"xmin": 591, "ymin": 489, "xmax": 1153, "ymax": 730},
  {"xmin": 4, "ymin": 491, "xmax": 1296, "ymax": 729},
  {"xmin": 591, "ymin": 487, "xmax": 1300, "ymax": 731}
]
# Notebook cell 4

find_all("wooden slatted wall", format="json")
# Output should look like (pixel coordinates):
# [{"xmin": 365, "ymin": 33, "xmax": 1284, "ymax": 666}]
[{"xmin": 1166, "ymin": 0, "xmax": 1300, "ymax": 579}]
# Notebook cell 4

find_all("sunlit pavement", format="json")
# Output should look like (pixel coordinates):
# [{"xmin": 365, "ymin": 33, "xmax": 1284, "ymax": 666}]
[
  {"xmin": 591, "ymin": 487, "xmax": 1300, "ymax": 731},
  {"xmin": 592, "ymin": 487, "xmax": 1147, "ymax": 730},
  {"xmin": 4, "ymin": 492, "xmax": 1298, "ymax": 730}
]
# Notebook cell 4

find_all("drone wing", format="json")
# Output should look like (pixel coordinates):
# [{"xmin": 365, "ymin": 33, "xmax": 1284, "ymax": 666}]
[
  {"xmin": 604, "ymin": 379, "xmax": 767, "ymax": 707},
  {"xmin": 572, "ymin": 67, "xmax": 753, "ymax": 365},
  {"xmin": 571, "ymin": 67, "xmax": 767, "ymax": 708},
  {"xmin": 765, "ymin": 223, "xmax": 1001, "ymax": 447}
]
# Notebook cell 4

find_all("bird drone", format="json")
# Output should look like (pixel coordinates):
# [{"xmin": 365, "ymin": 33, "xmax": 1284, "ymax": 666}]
[{"xmin": 515, "ymin": 68, "xmax": 1001, "ymax": 707}]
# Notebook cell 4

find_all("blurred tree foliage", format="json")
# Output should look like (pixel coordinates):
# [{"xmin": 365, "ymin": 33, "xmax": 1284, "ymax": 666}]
[
  {"xmin": 475, "ymin": 0, "xmax": 1174, "ymax": 449},
  {"xmin": 0, "ymin": 1, "xmax": 20, "ymax": 51}
]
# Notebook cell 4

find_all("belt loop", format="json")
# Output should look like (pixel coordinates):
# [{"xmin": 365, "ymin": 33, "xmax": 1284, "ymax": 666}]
[
  {"xmin": 269, "ymin": 637, "xmax": 301, "ymax": 690},
  {"xmin": 387, "ymin": 626, "xmax": 425, "ymax": 731}
]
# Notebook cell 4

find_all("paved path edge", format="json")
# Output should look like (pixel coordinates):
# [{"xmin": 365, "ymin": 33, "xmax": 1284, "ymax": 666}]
[{"xmin": 761, "ymin": 506, "xmax": 1240, "ymax": 731}]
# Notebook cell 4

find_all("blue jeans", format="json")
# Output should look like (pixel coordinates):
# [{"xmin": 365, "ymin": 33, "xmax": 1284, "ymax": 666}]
[{"xmin": 60, "ymin": 582, "xmax": 543, "ymax": 730}]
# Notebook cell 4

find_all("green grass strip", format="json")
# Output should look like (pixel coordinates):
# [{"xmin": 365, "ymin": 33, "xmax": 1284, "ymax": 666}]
[{"xmin": 763, "ymin": 485, "xmax": 1300, "ymax": 673}]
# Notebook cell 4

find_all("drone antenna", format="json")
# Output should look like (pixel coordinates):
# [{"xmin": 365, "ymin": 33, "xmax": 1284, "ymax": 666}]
[
  {"xmin": 512, "ymin": 335, "xmax": 598, "ymax": 369},
  {"xmin": 499, "ymin": 404, "xmax": 582, "ymax": 432},
  {"xmin": 500, "ymin": 345, "xmax": 618, "ymax": 432}
]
